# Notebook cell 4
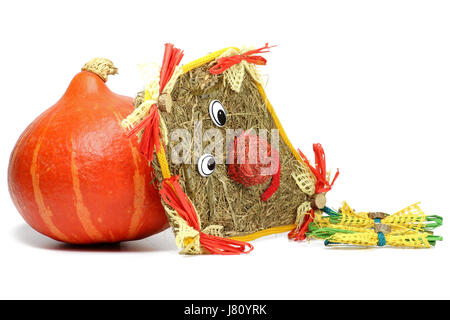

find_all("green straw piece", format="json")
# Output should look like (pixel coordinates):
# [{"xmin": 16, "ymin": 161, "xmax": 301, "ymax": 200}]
[{"xmin": 425, "ymin": 215, "xmax": 443, "ymax": 231}]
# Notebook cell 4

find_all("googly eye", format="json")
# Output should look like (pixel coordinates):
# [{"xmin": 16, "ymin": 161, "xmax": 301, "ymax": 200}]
[
  {"xmin": 209, "ymin": 100, "xmax": 227, "ymax": 127},
  {"xmin": 198, "ymin": 154, "xmax": 216, "ymax": 177}
]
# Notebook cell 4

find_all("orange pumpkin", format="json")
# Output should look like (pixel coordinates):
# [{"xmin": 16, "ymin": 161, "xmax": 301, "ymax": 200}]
[{"xmin": 8, "ymin": 58, "xmax": 168, "ymax": 244}]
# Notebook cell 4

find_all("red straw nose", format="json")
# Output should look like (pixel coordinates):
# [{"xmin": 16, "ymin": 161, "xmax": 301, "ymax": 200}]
[
  {"xmin": 227, "ymin": 133, "xmax": 280, "ymax": 201},
  {"xmin": 228, "ymin": 133, "xmax": 272, "ymax": 186}
]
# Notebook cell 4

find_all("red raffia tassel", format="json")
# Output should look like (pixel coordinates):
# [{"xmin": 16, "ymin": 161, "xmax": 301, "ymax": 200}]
[
  {"xmin": 159, "ymin": 176, "xmax": 254, "ymax": 255},
  {"xmin": 297, "ymin": 143, "xmax": 339, "ymax": 194},
  {"xmin": 209, "ymin": 43, "xmax": 275, "ymax": 75},
  {"xmin": 288, "ymin": 209, "xmax": 315, "ymax": 241},
  {"xmin": 289, "ymin": 143, "xmax": 339, "ymax": 241},
  {"xmin": 159, "ymin": 43, "xmax": 184, "ymax": 93},
  {"xmin": 129, "ymin": 43, "xmax": 184, "ymax": 162},
  {"xmin": 126, "ymin": 104, "xmax": 160, "ymax": 161}
]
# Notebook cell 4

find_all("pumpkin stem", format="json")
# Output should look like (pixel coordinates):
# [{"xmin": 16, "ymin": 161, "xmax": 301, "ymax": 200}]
[{"xmin": 82, "ymin": 58, "xmax": 118, "ymax": 82}]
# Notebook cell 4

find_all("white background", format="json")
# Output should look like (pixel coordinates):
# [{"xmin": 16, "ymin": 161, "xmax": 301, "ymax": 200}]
[{"xmin": 1, "ymin": 0, "xmax": 449, "ymax": 299}]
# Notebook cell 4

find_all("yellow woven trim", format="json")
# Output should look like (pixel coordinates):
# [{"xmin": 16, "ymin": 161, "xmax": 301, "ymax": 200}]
[
  {"xmin": 156, "ymin": 142, "xmax": 171, "ymax": 180},
  {"xmin": 230, "ymin": 224, "xmax": 295, "ymax": 242}
]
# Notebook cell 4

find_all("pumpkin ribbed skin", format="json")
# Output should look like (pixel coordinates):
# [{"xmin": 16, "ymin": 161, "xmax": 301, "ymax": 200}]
[{"xmin": 8, "ymin": 68, "xmax": 168, "ymax": 244}]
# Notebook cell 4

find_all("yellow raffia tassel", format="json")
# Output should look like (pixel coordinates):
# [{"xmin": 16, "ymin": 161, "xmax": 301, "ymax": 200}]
[
  {"xmin": 162, "ymin": 202, "xmax": 202, "ymax": 254},
  {"xmin": 327, "ymin": 231, "xmax": 432, "ymax": 248},
  {"xmin": 334, "ymin": 202, "xmax": 428, "ymax": 232},
  {"xmin": 120, "ymin": 63, "xmax": 182, "ymax": 131},
  {"xmin": 217, "ymin": 47, "xmax": 265, "ymax": 92},
  {"xmin": 291, "ymin": 163, "xmax": 316, "ymax": 196}
]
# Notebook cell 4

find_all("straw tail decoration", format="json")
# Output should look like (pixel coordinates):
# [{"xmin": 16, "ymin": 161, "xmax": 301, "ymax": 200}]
[{"xmin": 308, "ymin": 202, "xmax": 443, "ymax": 248}]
